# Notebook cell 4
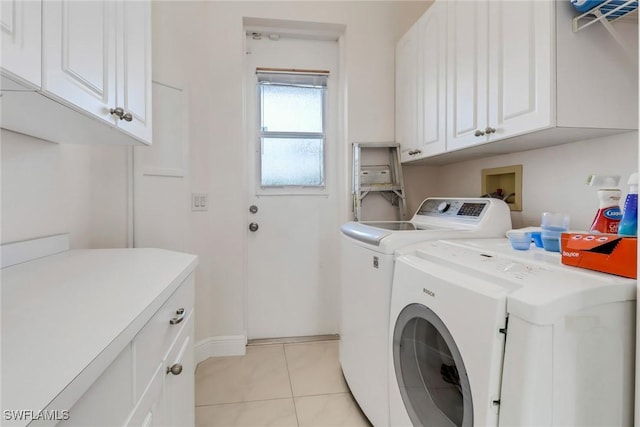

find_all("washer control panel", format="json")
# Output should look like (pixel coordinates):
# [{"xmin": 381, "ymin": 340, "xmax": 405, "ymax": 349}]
[{"xmin": 416, "ymin": 198, "xmax": 490, "ymax": 220}]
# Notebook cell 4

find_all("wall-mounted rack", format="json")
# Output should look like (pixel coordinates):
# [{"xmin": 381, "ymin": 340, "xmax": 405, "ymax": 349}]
[{"xmin": 572, "ymin": 0, "xmax": 638, "ymax": 61}]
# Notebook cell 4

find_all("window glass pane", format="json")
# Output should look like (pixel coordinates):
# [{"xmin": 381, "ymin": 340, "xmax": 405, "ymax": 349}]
[
  {"xmin": 261, "ymin": 138, "xmax": 324, "ymax": 186},
  {"xmin": 261, "ymin": 85, "xmax": 323, "ymax": 133}
]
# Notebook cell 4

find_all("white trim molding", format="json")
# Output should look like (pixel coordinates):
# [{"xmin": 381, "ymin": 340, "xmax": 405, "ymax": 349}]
[{"xmin": 195, "ymin": 335, "xmax": 247, "ymax": 364}]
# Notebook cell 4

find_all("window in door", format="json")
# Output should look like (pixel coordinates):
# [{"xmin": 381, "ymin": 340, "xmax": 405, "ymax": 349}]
[{"xmin": 257, "ymin": 70, "xmax": 328, "ymax": 190}]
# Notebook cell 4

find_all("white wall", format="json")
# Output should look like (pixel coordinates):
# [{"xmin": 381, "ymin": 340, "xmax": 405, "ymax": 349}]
[
  {"xmin": 403, "ymin": 131, "xmax": 639, "ymax": 230},
  {"xmin": 152, "ymin": 1, "xmax": 430, "ymax": 350},
  {"xmin": 1, "ymin": 130, "xmax": 129, "ymax": 249}
]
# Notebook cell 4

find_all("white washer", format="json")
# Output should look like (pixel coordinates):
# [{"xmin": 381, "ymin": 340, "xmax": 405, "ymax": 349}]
[
  {"xmin": 339, "ymin": 198, "xmax": 512, "ymax": 427},
  {"xmin": 389, "ymin": 238, "xmax": 636, "ymax": 427}
]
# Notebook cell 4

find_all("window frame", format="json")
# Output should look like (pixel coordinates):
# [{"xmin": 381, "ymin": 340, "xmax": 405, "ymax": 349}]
[{"xmin": 255, "ymin": 72, "xmax": 328, "ymax": 196}]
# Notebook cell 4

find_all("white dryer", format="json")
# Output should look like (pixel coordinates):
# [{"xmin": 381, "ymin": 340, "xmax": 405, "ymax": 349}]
[
  {"xmin": 389, "ymin": 238, "xmax": 636, "ymax": 427},
  {"xmin": 339, "ymin": 198, "xmax": 511, "ymax": 427}
]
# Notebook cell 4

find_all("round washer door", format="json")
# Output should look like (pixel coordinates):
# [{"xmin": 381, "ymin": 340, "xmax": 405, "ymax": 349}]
[{"xmin": 392, "ymin": 303, "xmax": 473, "ymax": 427}]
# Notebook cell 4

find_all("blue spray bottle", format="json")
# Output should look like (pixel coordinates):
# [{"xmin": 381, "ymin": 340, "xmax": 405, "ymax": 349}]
[{"xmin": 619, "ymin": 173, "xmax": 638, "ymax": 237}]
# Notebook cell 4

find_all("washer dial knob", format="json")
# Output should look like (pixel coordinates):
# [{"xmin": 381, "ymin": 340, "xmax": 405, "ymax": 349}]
[{"xmin": 437, "ymin": 201, "xmax": 450, "ymax": 213}]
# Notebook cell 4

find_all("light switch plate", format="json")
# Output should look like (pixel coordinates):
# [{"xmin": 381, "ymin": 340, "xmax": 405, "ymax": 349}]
[{"xmin": 192, "ymin": 193, "xmax": 208, "ymax": 211}]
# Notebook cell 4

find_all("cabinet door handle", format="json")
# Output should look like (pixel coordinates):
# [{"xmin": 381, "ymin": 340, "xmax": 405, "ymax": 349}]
[
  {"xmin": 166, "ymin": 363, "xmax": 183, "ymax": 376},
  {"xmin": 474, "ymin": 129, "xmax": 485, "ymax": 137},
  {"xmin": 485, "ymin": 127, "xmax": 496, "ymax": 134},
  {"xmin": 110, "ymin": 107, "xmax": 133, "ymax": 122},
  {"xmin": 169, "ymin": 308, "xmax": 186, "ymax": 325},
  {"xmin": 413, "ymin": 149, "xmax": 422, "ymax": 155},
  {"xmin": 110, "ymin": 107, "xmax": 125, "ymax": 119}
]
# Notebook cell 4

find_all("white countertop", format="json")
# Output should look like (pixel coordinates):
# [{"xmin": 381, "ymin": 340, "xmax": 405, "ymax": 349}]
[{"xmin": 1, "ymin": 248, "xmax": 198, "ymax": 425}]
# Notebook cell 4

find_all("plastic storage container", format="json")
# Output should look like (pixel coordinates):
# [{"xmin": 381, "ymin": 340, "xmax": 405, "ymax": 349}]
[
  {"xmin": 508, "ymin": 232, "xmax": 532, "ymax": 250},
  {"xmin": 541, "ymin": 212, "xmax": 570, "ymax": 252}
]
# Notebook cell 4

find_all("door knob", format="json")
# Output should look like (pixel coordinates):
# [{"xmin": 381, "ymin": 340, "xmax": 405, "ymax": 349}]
[
  {"xmin": 249, "ymin": 205, "xmax": 258, "ymax": 214},
  {"xmin": 485, "ymin": 126, "xmax": 496, "ymax": 134},
  {"xmin": 249, "ymin": 222, "xmax": 259, "ymax": 232},
  {"xmin": 474, "ymin": 129, "xmax": 485, "ymax": 137}
]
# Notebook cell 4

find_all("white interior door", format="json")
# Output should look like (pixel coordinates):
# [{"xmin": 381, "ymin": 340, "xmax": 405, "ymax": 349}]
[{"xmin": 244, "ymin": 33, "xmax": 340, "ymax": 340}]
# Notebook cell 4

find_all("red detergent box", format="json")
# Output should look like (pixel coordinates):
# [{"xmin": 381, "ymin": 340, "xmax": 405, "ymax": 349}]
[{"xmin": 561, "ymin": 233, "xmax": 637, "ymax": 279}]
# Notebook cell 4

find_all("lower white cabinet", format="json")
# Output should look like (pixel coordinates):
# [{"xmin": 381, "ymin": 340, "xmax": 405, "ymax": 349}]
[
  {"xmin": 126, "ymin": 364, "xmax": 165, "ymax": 427},
  {"xmin": 127, "ymin": 314, "xmax": 195, "ymax": 427},
  {"xmin": 164, "ymin": 318, "xmax": 195, "ymax": 427},
  {"xmin": 59, "ymin": 274, "xmax": 195, "ymax": 427},
  {"xmin": 58, "ymin": 345, "xmax": 134, "ymax": 427}
]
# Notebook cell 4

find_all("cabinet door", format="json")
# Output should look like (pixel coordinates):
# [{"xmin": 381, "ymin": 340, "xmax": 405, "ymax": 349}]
[
  {"xmin": 116, "ymin": 0, "xmax": 152, "ymax": 144},
  {"xmin": 59, "ymin": 345, "xmax": 134, "ymax": 427},
  {"xmin": 488, "ymin": 0, "xmax": 553, "ymax": 141},
  {"xmin": 395, "ymin": 24, "xmax": 420, "ymax": 163},
  {"xmin": 126, "ymin": 364, "xmax": 166, "ymax": 427},
  {"xmin": 1, "ymin": 0, "xmax": 41, "ymax": 89},
  {"xmin": 164, "ymin": 314, "xmax": 195, "ymax": 427},
  {"xmin": 417, "ymin": 1, "xmax": 447, "ymax": 158},
  {"xmin": 446, "ymin": 0, "xmax": 489, "ymax": 151},
  {"xmin": 42, "ymin": 0, "xmax": 117, "ymax": 125}
]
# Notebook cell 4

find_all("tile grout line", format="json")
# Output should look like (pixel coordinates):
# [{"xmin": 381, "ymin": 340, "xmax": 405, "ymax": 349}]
[
  {"xmin": 194, "ymin": 395, "xmax": 297, "ymax": 408},
  {"xmin": 283, "ymin": 343, "xmax": 301, "ymax": 427},
  {"xmin": 286, "ymin": 391, "xmax": 353, "ymax": 399}
]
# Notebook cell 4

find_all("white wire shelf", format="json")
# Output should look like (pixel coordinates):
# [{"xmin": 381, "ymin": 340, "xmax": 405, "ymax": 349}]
[
  {"xmin": 573, "ymin": 0, "xmax": 637, "ymax": 31},
  {"xmin": 572, "ymin": 0, "xmax": 638, "ymax": 62}
]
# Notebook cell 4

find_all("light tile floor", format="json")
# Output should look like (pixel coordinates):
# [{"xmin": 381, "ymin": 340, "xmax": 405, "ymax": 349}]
[{"xmin": 195, "ymin": 340, "xmax": 372, "ymax": 427}]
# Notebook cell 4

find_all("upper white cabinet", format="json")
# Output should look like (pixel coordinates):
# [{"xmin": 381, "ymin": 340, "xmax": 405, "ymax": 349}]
[
  {"xmin": 42, "ymin": 0, "xmax": 117, "ymax": 125},
  {"xmin": 1, "ymin": 0, "xmax": 41, "ymax": 90},
  {"xmin": 116, "ymin": 0, "xmax": 153, "ymax": 143},
  {"xmin": 1, "ymin": 0, "xmax": 152, "ymax": 145},
  {"xmin": 395, "ymin": 23, "xmax": 419, "ymax": 162},
  {"xmin": 487, "ymin": 1, "xmax": 553, "ymax": 144},
  {"xmin": 397, "ymin": 1, "xmax": 447, "ymax": 162},
  {"xmin": 447, "ymin": 0, "xmax": 553, "ymax": 151},
  {"xmin": 398, "ymin": 0, "xmax": 638, "ymax": 164},
  {"xmin": 446, "ymin": 0, "xmax": 489, "ymax": 151},
  {"xmin": 418, "ymin": 1, "xmax": 447, "ymax": 159}
]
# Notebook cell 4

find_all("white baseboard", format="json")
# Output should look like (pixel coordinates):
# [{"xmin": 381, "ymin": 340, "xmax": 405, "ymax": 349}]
[{"xmin": 195, "ymin": 335, "xmax": 247, "ymax": 363}]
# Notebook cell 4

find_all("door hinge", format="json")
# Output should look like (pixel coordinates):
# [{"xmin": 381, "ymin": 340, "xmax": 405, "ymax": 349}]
[{"xmin": 492, "ymin": 399, "xmax": 501, "ymax": 406}]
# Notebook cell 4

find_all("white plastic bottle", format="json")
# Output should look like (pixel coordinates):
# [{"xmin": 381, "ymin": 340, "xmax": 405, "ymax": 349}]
[{"xmin": 587, "ymin": 175, "xmax": 622, "ymax": 234}]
